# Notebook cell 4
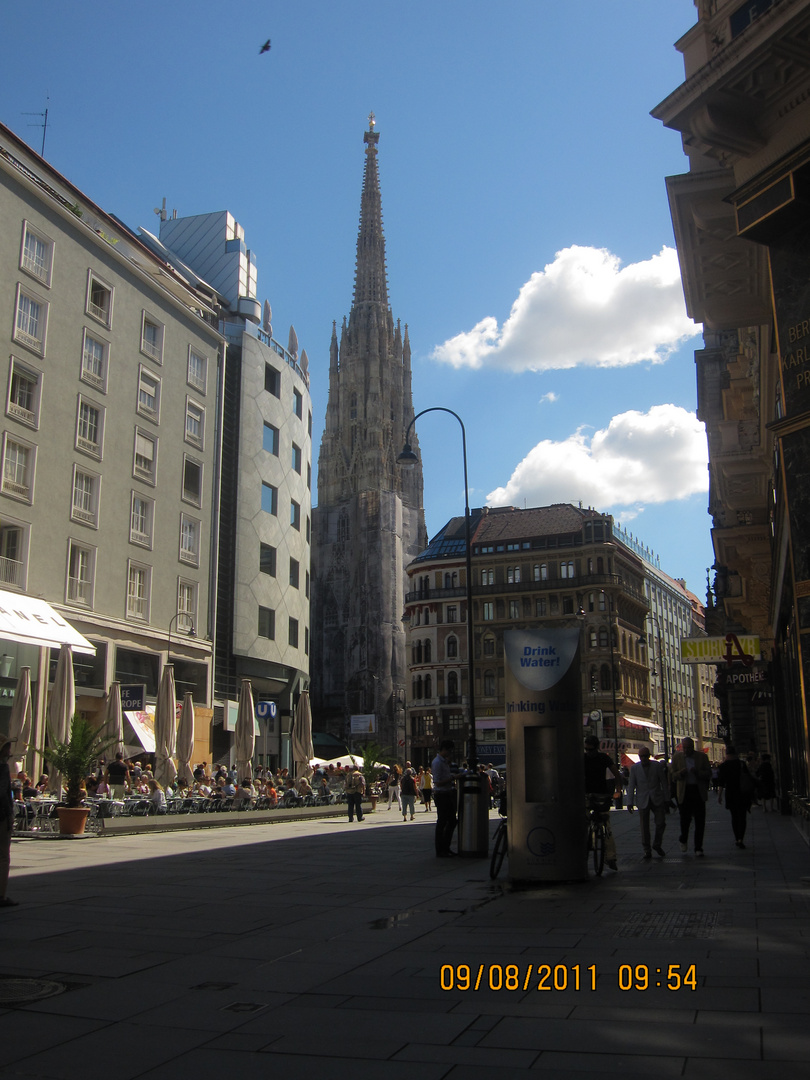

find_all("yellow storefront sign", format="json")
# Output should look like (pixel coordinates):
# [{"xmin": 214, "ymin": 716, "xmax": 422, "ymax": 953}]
[{"xmin": 680, "ymin": 634, "xmax": 760, "ymax": 665}]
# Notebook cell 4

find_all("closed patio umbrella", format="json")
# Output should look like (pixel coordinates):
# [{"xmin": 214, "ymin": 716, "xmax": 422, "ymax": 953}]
[
  {"xmin": 291, "ymin": 690, "xmax": 314, "ymax": 780},
  {"xmin": 104, "ymin": 681, "xmax": 125, "ymax": 760},
  {"xmin": 47, "ymin": 644, "xmax": 75, "ymax": 796},
  {"xmin": 154, "ymin": 664, "xmax": 178, "ymax": 790},
  {"xmin": 234, "ymin": 679, "xmax": 255, "ymax": 782},
  {"xmin": 176, "ymin": 692, "xmax": 195, "ymax": 786},
  {"xmin": 6, "ymin": 665, "xmax": 32, "ymax": 764}
]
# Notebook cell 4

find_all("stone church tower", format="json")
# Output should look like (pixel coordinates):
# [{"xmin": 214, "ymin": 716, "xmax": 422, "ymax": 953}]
[{"xmin": 311, "ymin": 116, "xmax": 427, "ymax": 751}]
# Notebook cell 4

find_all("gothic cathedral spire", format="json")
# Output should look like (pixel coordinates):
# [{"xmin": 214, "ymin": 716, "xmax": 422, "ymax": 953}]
[{"xmin": 312, "ymin": 117, "xmax": 427, "ymax": 750}]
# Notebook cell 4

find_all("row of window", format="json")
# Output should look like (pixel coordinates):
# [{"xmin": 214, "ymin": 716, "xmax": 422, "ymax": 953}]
[
  {"xmin": 262, "ymin": 423, "xmax": 311, "ymax": 489},
  {"xmin": 1, "ymin": 429, "xmax": 203, "ymax": 509},
  {"xmin": 411, "ymin": 637, "xmax": 459, "ymax": 664},
  {"xmin": 7, "ymin": 358, "xmax": 206, "ymax": 459},
  {"xmin": 257, "ymin": 605, "xmax": 308, "ymax": 653},
  {"xmin": 261, "ymin": 482, "xmax": 310, "ymax": 540},
  {"xmin": 64, "ymin": 537, "xmax": 197, "ymax": 625},
  {"xmin": 16, "ymin": 221, "xmax": 211, "ymax": 391},
  {"xmin": 258, "ymin": 542, "xmax": 310, "ymax": 596},
  {"xmin": 264, "ymin": 363, "xmax": 311, "ymax": 436}
]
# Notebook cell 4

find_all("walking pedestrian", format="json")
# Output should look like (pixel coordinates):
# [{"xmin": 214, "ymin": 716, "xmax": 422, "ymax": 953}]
[
  {"xmin": 756, "ymin": 753, "xmax": 777, "ymax": 812},
  {"xmin": 431, "ymin": 740, "xmax": 458, "ymax": 857},
  {"xmin": 0, "ymin": 741, "xmax": 17, "ymax": 908},
  {"xmin": 419, "ymin": 765, "xmax": 433, "ymax": 811},
  {"xmin": 670, "ymin": 737, "xmax": 711, "ymax": 856},
  {"xmin": 717, "ymin": 746, "xmax": 755, "ymax": 847},
  {"xmin": 401, "ymin": 768, "xmax": 417, "ymax": 821},
  {"xmin": 386, "ymin": 765, "xmax": 402, "ymax": 811},
  {"xmin": 626, "ymin": 746, "xmax": 669, "ymax": 859}
]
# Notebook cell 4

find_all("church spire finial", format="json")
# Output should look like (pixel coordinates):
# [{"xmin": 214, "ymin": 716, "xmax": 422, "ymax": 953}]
[{"xmin": 353, "ymin": 115, "xmax": 387, "ymax": 309}]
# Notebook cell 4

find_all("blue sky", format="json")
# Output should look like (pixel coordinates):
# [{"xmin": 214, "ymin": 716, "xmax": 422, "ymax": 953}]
[{"xmin": 1, "ymin": 0, "xmax": 711, "ymax": 597}]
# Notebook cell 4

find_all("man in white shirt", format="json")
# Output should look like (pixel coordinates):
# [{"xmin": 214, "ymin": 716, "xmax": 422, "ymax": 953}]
[{"xmin": 626, "ymin": 747, "xmax": 669, "ymax": 859}]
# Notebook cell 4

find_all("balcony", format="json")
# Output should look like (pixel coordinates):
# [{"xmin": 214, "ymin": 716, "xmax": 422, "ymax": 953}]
[{"xmin": 0, "ymin": 556, "xmax": 24, "ymax": 588}]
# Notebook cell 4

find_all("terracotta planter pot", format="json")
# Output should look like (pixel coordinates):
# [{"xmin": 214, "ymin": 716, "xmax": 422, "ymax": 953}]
[{"xmin": 57, "ymin": 807, "xmax": 91, "ymax": 836}]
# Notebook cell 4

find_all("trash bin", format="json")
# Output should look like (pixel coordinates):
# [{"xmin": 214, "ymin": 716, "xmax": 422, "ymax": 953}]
[{"xmin": 457, "ymin": 772, "xmax": 489, "ymax": 857}]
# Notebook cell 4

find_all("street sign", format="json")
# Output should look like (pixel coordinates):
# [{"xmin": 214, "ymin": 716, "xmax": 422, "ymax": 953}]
[
  {"xmin": 120, "ymin": 684, "xmax": 146, "ymax": 711},
  {"xmin": 255, "ymin": 700, "xmax": 277, "ymax": 720}
]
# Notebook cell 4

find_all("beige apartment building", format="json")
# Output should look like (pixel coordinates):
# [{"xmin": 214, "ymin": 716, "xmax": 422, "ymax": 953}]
[{"xmin": 0, "ymin": 122, "xmax": 222, "ymax": 763}]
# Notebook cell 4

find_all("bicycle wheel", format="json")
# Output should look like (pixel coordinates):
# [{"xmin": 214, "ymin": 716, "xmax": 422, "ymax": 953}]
[
  {"xmin": 490, "ymin": 820, "xmax": 508, "ymax": 880},
  {"xmin": 592, "ymin": 820, "xmax": 606, "ymax": 876}
]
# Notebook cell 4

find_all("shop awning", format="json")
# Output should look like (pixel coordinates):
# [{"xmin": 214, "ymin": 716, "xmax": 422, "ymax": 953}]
[
  {"xmin": 124, "ymin": 708, "xmax": 156, "ymax": 754},
  {"xmin": 620, "ymin": 715, "xmax": 663, "ymax": 730},
  {"xmin": 0, "ymin": 591, "xmax": 95, "ymax": 655}
]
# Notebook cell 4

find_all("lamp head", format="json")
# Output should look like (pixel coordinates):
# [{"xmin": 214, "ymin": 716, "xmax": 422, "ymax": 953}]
[{"xmin": 396, "ymin": 442, "xmax": 418, "ymax": 466}]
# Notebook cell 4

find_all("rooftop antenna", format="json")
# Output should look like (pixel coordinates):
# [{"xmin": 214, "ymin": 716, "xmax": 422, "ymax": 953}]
[
  {"xmin": 153, "ymin": 198, "xmax": 167, "ymax": 222},
  {"xmin": 23, "ymin": 94, "xmax": 50, "ymax": 157}
]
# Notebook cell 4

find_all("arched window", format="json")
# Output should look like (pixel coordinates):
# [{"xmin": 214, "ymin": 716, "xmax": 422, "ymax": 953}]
[
  {"xmin": 424, "ymin": 674, "xmax": 432, "ymax": 698},
  {"xmin": 540, "ymin": 563, "xmax": 548, "ymax": 580},
  {"xmin": 415, "ymin": 641, "xmax": 423, "ymax": 664},
  {"xmin": 447, "ymin": 636, "xmax": 458, "ymax": 659},
  {"xmin": 600, "ymin": 664, "xmax": 612, "ymax": 691},
  {"xmin": 589, "ymin": 628, "xmax": 597, "ymax": 649},
  {"xmin": 423, "ymin": 609, "xmax": 430, "ymax": 625},
  {"xmin": 424, "ymin": 640, "xmax": 431, "ymax": 663},
  {"xmin": 415, "ymin": 676, "xmax": 423, "ymax": 699},
  {"xmin": 483, "ymin": 636, "xmax": 495, "ymax": 657},
  {"xmin": 598, "ymin": 627, "xmax": 608, "ymax": 648},
  {"xmin": 448, "ymin": 671, "xmax": 458, "ymax": 698}
]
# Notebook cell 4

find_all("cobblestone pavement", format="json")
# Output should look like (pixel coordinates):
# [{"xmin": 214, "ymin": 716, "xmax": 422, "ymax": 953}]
[{"xmin": 1, "ymin": 799, "xmax": 809, "ymax": 1077}]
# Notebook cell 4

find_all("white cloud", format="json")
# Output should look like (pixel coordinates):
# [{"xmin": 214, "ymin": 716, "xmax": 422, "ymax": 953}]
[
  {"xmin": 539, "ymin": 391, "xmax": 558, "ymax": 404},
  {"xmin": 433, "ymin": 245, "xmax": 699, "ymax": 372},
  {"xmin": 486, "ymin": 404, "xmax": 708, "ymax": 511}
]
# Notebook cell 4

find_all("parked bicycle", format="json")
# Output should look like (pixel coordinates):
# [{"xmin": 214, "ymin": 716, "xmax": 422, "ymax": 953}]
[
  {"xmin": 489, "ymin": 790, "xmax": 508, "ymax": 880},
  {"xmin": 586, "ymin": 793, "xmax": 613, "ymax": 876}
]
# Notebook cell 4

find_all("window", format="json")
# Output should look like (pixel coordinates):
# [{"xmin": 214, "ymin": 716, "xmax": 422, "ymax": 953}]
[
  {"xmin": 290, "ymin": 499, "xmax": 300, "ymax": 530},
  {"xmin": 130, "ymin": 492, "xmax": 153, "ymax": 548},
  {"xmin": 187, "ymin": 348, "xmax": 207, "ymax": 393},
  {"xmin": 182, "ymin": 456, "xmax": 202, "ymax": 505},
  {"xmin": 258, "ymin": 606, "xmax": 275, "ymax": 639},
  {"xmin": 185, "ymin": 399, "xmax": 204, "ymax": 448},
  {"xmin": 447, "ymin": 604, "xmax": 457, "ymax": 623},
  {"xmin": 126, "ymin": 562, "xmax": 150, "ymax": 620},
  {"xmin": 81, "ymin": 330, "xmax": 108, "ymax": 391},
  {"xmin": 1, "ymin": 435, "xmax": 35, "ymax": 502},
  {"xmin": 140, "ymin": 313, "xmax": 164, "ymax": 363},
  {"xmin": 20, "ymin": 222, "xmax": 53, "ymax": 286},
  {"xmin": 509, "ymin": 599, "xmax": 520, "ymax": 619},
  {"xmin": 264, "ymin": 364, "xmax": 280, "ymax": 397},
  {"xmin": 263, "ymin": 423, "xmax": 279, "ymax": 455},
  {"xmin": 293, "ymin": 388, "xmax": 303, "ymax": 418},
  {"xmin": 260, "ymin": 543, "xmax": 276, "ymax": 576},
  {"xmin": 560, "ymin": 561, "xmax": 574, "ymax": 579},
  {"xmin": 507, "ymin": 566, "xmax": 521, "ymax": 584},
  {"xmin": 67, "ymin": 541, "xmax": 95, "ymax": 606},
  {"xmin": 424, "ymin": 640, "xmax": 432, "ymax": 662},
  {"xmin": 306, "ymin": 516, "xmax": 311, "ymax": 544},
  {"xmin": 13, "ymin": 285, "xmax": 47, "ymax": 355},
  {"xmin": 536, "ymin": 598, "xmax": 547, "ymax": 616},
  {"xmin": 137, "ymin": 367, "xmax": 160, "ymax": 421},
  {"xmin": 177, "ymin": 580, "xmax": 197, "ymax": 632},
  {"xmin": 133, "ymin": 430, "xmax": 157, "ymax": 484},
  {"xmin": 179, "ymin": 514, "xmax": 200, "ymax": 567},
  {"xmin": 424, "ymin": 674, "xmax": 432, "ymax": 699},
  {"xmin": 0, "ymin": 519, "xmax": 28, "ymax": 589},
  {"xmin": 483, "ymin": 636, "xmax": 495, "ymax": 657},
  {"xmin": 261, "ymin": 483, "xmax": 277, "ymax": 515},
  {"xmin": 447, "ymin": 636, "xmax": 458, "ymax": 659},
  {"xmin": 483, "ymin": 602, "xmax": 494, "ymax": 621},
  {"xmin": 447, "ymin": 672, "xmax": 459, "ymax": 698},
  {"xmin": 308, "ymin": 410, "xmax": 312, "ymax": 437},
  {"xmin": 7, "ymin": 359, "xmax": 41, "ymax": 428},
  {"xmin": 305, "ymin": 570, "xmax": 310, "ymax": 599},
  {"xmin": 86, "ymin": 272, "xmax": 113, "ymax": 328},
  {"xmin": 307, "ymin": 462, "xmax": 311, "ymax": 490},
  {"xmin": 292, "ymin": 442, "xmax": 302, "ymax": 474},
  {"xmin": 71, "ymin": 466, "xmax": 100, "ymax": 528},
  {"xmin": 76, "ymin": 397, "xmax": 104, "ymax": 458},
  {"xmin": 288, "ymin": 617, "xmax": 299, "ymax": 648},
  {"xmin": 481, "ymin": 568, "xmax": 494, "ymax": 585},
  {"xmin": 484, "ymin": 671, "xmax": 496, "ymax": 697},
  {"xmin": 562, "ymin": 596, "xmax": 574, "ymax": 614},
  {"xmin": 289, "ymin": 558, "xmax": 299, "ymax": 588}
]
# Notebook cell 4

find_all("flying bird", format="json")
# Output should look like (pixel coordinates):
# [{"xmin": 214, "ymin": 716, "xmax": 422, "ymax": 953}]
[{"xmin": 259, "ymin": 39, "xmax": 271, "ymax": 54}]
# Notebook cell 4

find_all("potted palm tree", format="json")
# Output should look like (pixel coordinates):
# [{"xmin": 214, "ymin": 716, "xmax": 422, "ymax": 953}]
[{"xmin": 44, "ymin": 715, "xmax": 116, "ymax": 835}]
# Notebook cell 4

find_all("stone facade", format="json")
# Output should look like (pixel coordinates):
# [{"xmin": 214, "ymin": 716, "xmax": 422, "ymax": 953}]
[{"xmin": 312, "ymin": 118, "xmax": 426, "ymax": 751}]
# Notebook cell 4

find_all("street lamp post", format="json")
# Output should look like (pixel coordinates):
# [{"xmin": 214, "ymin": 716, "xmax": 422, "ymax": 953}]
[
  {"xmin": 167, "ymin": 611, "xmax": 196, "ymax": 662},
  {"xmin": 599, "ymin": 591, "xmax": 620, "ymax": 770},
  {"xmin": 647, "ymin": 614, "xmax": 673, "ymax": 760},
  {"xmin": 398, "ymin": 407, "xmax": 478, "ymax": 768}
]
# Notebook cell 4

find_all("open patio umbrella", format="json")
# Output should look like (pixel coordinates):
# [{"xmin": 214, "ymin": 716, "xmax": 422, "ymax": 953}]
[
  {"xmin": 176, "ymin": 692, "xmax": 195, "ymax": 786},
  {"xmin": 6, "ymin": 665, "xmax": 32, "ymax": 766},
  {"xmin": 104, "ymin": 681, "xmax": 125, "ymax": 760},
  {"xmin": 291, "ymin": 690, "xmax": 314, "ymax": 780},
  {"xmin": 234, "ymin": 679, "xmax": 255, "ymax": 782},
  {"xmin": 154, "ymin": 664, "xmax": 178, "ymax": 790},
  {"xmin": 47, "ymin": 644, "xmax": 75, "ymax": 796}
]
